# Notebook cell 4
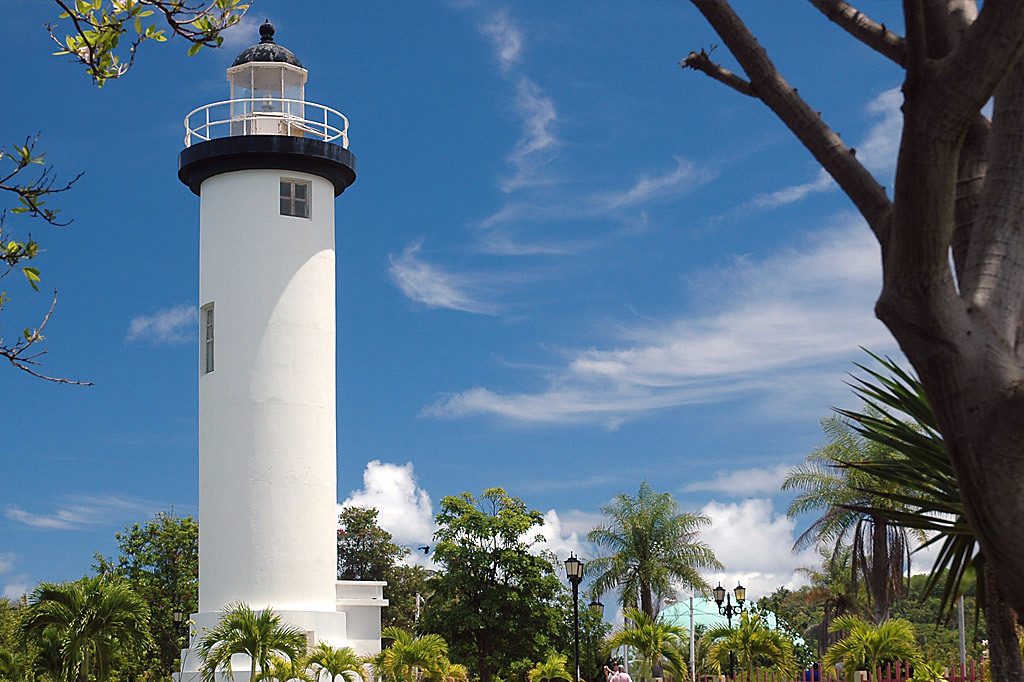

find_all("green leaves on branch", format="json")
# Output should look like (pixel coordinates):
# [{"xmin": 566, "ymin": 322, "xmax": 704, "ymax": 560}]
[{"xmin": 48, "ymin": 0, "xmax": 250, "ymax": 86}]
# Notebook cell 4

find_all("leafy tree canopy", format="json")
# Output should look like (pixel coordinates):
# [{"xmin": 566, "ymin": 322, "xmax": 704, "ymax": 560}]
[
  {"xmin": 93, "ymin": 510, "xmax": 198, "ymax": 680},
  {"xmin": 419, "ymin": 488, "xmax": 566, "ymax": 682}
]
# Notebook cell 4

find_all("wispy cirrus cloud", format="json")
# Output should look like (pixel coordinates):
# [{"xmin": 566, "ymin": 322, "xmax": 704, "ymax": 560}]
[
  {"xmin": 477, "ymin": 157, "xmax": 716, "ymax": 232},
  {"xmin": 388, "ymin": 239, "xmax": 500, "ymax": 314},
  {"xmin": 479, "ymin": 10, "xmax": 523, "ymax": 74},
  {"xmin": 423, "ymin": 216, "xmax": 895, "ymax": 427},
  {"xmin": 126, "ymin": 304, "xmax": 196, "ymax": 344},
  {"xmin": 6, "ymin": 495, "xmax": 156, "ymax": 530}
]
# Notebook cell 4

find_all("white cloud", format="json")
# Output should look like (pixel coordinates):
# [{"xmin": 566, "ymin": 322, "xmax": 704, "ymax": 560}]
[
  {"xmin": 684, "ymin": 463, "xmax": 795, "ymax": 497},
  {"xmin": 602, "ymin": 158, "xmax": 718, "ymax": 211},
  {"xmin": 341, "ymin": 461, "xmax": 437, "ymax": 549},
  {"xmin": 3, "ymin": 579, "xmax": 29, "ymax": 600},
  {"xmin": 533, "ymin": 509, "xmax": 589, "ymax": 561},
  {"xmin": 479, "ymin": 10, "xmax": 522, "ymax": 73},
  {"xmin": 699, "ymin": 498, "xmax": 819, "ymax": 598},
  {"xmin": 751, "ymin": 169, "xmax": 834, "ymax": 210},
  {"xmin": 6, "ymin": 496, "xmax": 154, "ymax": 530},
  {"xmin": 126, "ymin": 304, "xmax": 197, "ymax": 344},
  {"xmin": 857, "ymin": 87, "xmax": 903, "ymax": 177},
  {"xmin": 0, "ymin": 553, "xmax": 14, "ymax": 575},
  {"xmin": 388, "ymin": 239, "xmax": 499, "ymax": 314},
  {"xmin": 424, "ymin": 218, "xmax": 895, "ymax": 427},
  {"xmin": 501, "ymin": 77, "xmax": 560, "ymax": 193}
]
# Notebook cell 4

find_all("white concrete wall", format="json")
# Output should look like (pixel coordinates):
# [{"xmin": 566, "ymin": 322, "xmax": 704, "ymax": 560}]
[{"xmin": 198, "ymin": 168, "xmax": 338, "ymax": 613}]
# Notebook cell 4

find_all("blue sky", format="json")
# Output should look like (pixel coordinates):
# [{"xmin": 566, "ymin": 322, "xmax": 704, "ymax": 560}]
[{"xmin": 2, "ymin": 1, "xmax": 915, "ymax": 606}]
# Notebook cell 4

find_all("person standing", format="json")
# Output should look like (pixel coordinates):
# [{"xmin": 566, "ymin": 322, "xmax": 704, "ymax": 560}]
[{"xmin": 604, "ymin": 661, "xmax": 634, "ymax": 682}]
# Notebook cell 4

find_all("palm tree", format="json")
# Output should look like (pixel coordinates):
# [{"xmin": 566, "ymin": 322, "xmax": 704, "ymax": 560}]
[
  {"xmin": 367, "ymin": 627, "xmax": 449, "ymax": 682},
  {"xmin": 196, "ymin": 602, "xmax": 308, "ymax": 682},
  {"xmin": 605, "ymin": 608, "xmax": 686, "ymax": 681},
  {"xmin": 425, "ymin": 659, "xmax": 469, "ymax": 682},
  {"xmin": 823, "ymin": 615, "xmax": 920, "ymax": 681},
  {"xmin": 704, "ymin": 611, "xmax": 796, "ymax": 681},
  {"xmin": 255, "ymin": 655, "xmax": 313, "ymax": 682},
  {"xmin": 588, "ymin": 483, "xmax": 722, "ymax": 621},
  {"xmin": 795, "ymin": 543, "xmax": 866, "ymax": 658},
  {"xmin": 21, "ymin": 575, "xmax": 152, "ymax": 682},
  {"xmin": 783, "ymin": 409, "xmax": 925, "ymax": 624},
  {"xmin": 307, "ymin": 643, "xmax": 364, "ymax": 682},
  {"xmin": 527, "ymin": 653, "xmax": 572, "ymax": 682}
]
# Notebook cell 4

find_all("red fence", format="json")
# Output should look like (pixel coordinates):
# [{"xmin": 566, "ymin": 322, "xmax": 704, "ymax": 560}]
[{"xmin": 694, "ymin": 659, "xmax": 985, "ymax": 682}]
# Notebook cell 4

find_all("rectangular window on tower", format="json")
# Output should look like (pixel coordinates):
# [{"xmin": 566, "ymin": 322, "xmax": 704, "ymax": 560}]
[
  {"xmin": 201, "ymin": 302, "xmax": 214, "ymax": 374},
  {"xmin": 280, "ymin": 179, "xmax": 310, "ymax": 218}
]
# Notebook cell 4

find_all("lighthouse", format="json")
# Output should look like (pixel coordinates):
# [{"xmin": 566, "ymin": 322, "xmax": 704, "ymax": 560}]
[{"xmin": 176, "ymin": 21, "xmax": 384, "ymax": 676}]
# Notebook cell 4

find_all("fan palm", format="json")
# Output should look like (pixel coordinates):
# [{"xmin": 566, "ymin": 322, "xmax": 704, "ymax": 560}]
[
  {"xmin": 307, "ymin": 643, "xmax": 364, "ymax": 682},
  {"xmin": 605, "ymin": 608, "xmax": 686, "ymax": 681},
  {"xmin": 526, "ymin": 653, "xmax": 572, "ymax": 682},
  {"xmin": 823, "ymin": 614, "xmax": 920, "ymax": 681},
  {"xmin": 196, "ymin": 602, "xmax": 308, "ymax": 682},
  {"xmin": 783, "ymin": 408, "xmax": 925, "ymax": 623},
  {"xmin": 831, "ymin": 353, "xmax": 976, "ymax": 616},
  {"xmin": 704, "ymin": 611, "xmax": 796, "ymax": 681},
  {"xmin": 368, "ymin": 627, "xmax": 448, "ymax": 682},
  {"xmin": 21, "ymin": 575, "xmax": 152, "ymax": 682},
  {"xmin": 827, "ymin": 352, "xmax": 1024, "ymax": 682},
  {"xmin": 588, "ymin": 483, "xmax": 722, "ymax": 621}
]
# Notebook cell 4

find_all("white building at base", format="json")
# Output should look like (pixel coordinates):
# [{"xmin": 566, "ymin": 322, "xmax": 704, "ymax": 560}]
[{"xmin": 175, "ymin": 21, "xmax": 384, "ymax": 680}]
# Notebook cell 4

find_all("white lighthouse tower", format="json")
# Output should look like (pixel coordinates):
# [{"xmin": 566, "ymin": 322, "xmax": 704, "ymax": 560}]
[{"xmin": 176, "ymin": 21, "xmax": 384, "ymax": 677}]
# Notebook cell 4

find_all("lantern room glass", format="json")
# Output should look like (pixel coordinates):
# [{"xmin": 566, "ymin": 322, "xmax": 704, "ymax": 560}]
[{"xmin": 227, "ymin": 63, "xmax": 307, "ymax": 133}]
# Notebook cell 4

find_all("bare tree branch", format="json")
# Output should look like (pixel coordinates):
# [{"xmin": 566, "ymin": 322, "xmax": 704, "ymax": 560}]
[
  {"xmin": 805, "ymin": 0, "xmax": 906, "ymax": 66},
  {"xmin": 679, "ymin": 49, "xmax": 755, "ymax": 97},
  {"xmin": 685, "ymin": 1, "xmax": 893, "ymax": 241},
  {"xmin": 0, "ymin": 290, "xmax": 92, "ymax": 385}
]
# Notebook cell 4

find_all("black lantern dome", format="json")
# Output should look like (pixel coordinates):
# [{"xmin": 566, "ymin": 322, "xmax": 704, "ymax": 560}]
[{"xmin": 231, "ymin": 20, "xmax": 303, "ymax": 68}]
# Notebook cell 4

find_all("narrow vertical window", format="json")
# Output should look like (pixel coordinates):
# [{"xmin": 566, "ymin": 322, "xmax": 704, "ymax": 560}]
[
  {"xmin": 202, "ymin": 302, "xmax": 215, "ymax": 374},
  {"xmin": 280, "ymin": 179, "xmax": 310, "ymax": 218}
]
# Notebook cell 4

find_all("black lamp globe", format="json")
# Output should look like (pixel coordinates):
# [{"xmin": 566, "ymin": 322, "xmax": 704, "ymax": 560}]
[
  {"xmin": 734, "ymin": 583, "xmax": 746, "ymax": 605},
  {"xmin": 713, "ymin": 583, "xmax": 726, "ymax": 605},
  {"xmin": 565, "ymin": 554, "xmax": 585, "ymax": 583}
]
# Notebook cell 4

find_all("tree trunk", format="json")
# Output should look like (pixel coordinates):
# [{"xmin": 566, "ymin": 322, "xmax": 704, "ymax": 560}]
[
  {"xmin": 640, "ymin": 584, "xmax": 654, "ymax": 622},
  {"xmin": 869, "ymin": 516, "xmax": 890, "ymax": 624},
  {"xmin": 983, "ymin": 565, "xmax": 1024, "ymax": 682}
]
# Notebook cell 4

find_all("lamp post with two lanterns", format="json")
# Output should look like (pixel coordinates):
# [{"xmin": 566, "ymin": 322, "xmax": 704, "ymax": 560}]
[{"xmin": 713, "ymin": 582, "xmax": 746, "ymax": 680}]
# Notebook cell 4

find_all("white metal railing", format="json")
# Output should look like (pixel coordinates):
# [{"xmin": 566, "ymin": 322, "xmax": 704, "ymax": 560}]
[{"xmin": 184, "ymin": 98, "xmax": 349, "ymax": 148}]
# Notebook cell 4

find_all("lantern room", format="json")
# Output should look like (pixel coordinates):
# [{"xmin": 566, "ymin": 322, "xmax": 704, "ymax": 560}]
[
  {"xmin": 227, "ymin": 20, "xmax": 306, "ymax": 134},
  {"xmin": 182, "ymin": 20, "xmax": 349, "ymax": 148}
]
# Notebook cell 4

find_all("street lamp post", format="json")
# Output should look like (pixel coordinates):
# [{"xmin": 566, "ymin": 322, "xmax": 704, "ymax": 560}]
[
  {"xmin": 565, "ymin": 554, "xmax": 586, "ymax": 682},
  {"xmin": 713, "ymin": 583, "xmax": 746, "ymax": 681}
]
